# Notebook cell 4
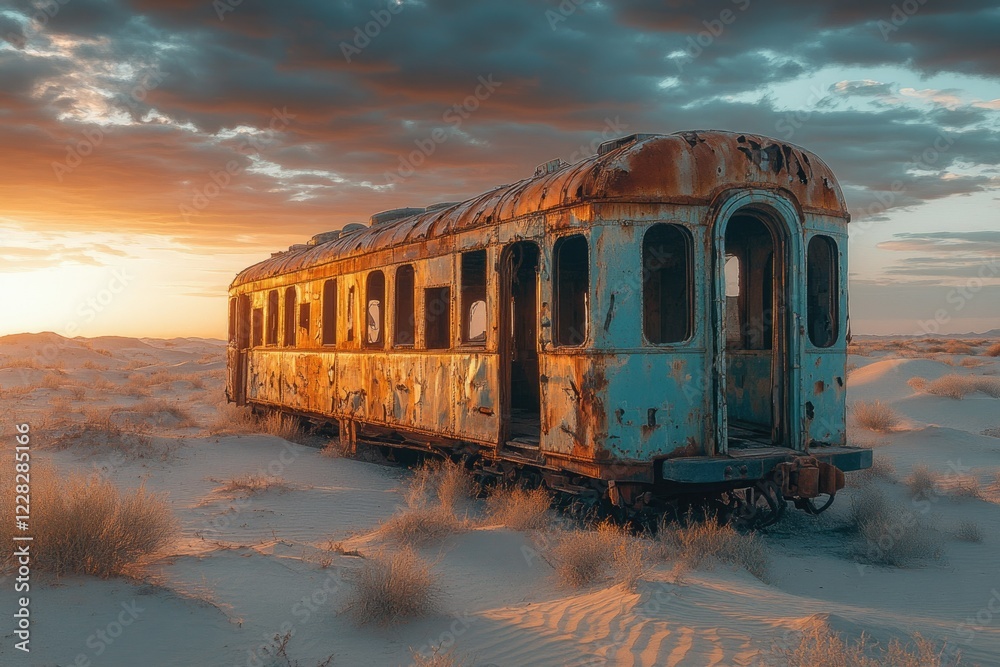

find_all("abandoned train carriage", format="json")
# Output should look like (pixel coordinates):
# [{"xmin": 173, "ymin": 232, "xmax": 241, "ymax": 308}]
[{"xmin": 227, "ymin": 130, "xmax": 872, "ymax": 522}]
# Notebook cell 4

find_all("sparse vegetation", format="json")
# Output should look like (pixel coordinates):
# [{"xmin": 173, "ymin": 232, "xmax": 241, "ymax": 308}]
[
  {"xmin": 410, "ymin": 648, "xmax": 469, "ymax": 667},
  {"xmin": 381, "ymin": 460, "xmax": 474, "ymax": 544},
  {"xmin": 43, "ymin": 409, "xmax": 154, "ymax": 458},
  {"xmin": 127, "ymin": 398, "xmax": 195, "ymax": 427},
  {"xmin": 209, "ymin": 404, "xmax": 304, "ymax": 441},
  {"xmin": 346, "ymin": 548, "xmax": 439, "ymax": 626},
  {"xmin": 849, "ymin": 487, "xmax": 940, "ymax": 567},
  {"xmin": 767, "ymin": 625, "xmax": 960, "ymax": 667},
  {"xmin": 0, "ymin": 465, "xmax": 176, "ymax": 578},
  {"xmin": 909, "ymin": 373, "xmax": 1000, "ymax": 399},
  {"xmin": 260, "ymin": 630, "xmax": 334, "ymax": 667},
  {"xmin": 985, "ymin": 342, "xmax": 1000, "ymax": 357},
  {"xmin": 852, "ymin": 456, "xmax": 896, "ymax": 486},
  {"xmin": 657, "ymin": 515, "xmax": 769, "ymax": 581},
  {"xmin": 852, "ymin": 401, "xmax": 901, "ymax": 432},
  {"xmin": 955, "ymin": 521, "xmax": 983, "ymax": 543},
  {"xmin": 552, "ymin": 522, "xmax": 647, "ymax": 590},
  {"xmin": 484, "ymin": 486, "xmax": 552, "ymax": 530},
  {"xmin": 217, "ymin": 473, "xmax": 288, "ymax": 495}
]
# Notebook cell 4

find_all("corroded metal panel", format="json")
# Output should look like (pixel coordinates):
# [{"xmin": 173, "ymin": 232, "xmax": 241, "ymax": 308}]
[
  {"xmin": 453, "ymin": 352, "xmax": 499, "ymax": 443},
  {"xmin": 540, "ymin": 354, "xmax": 610, "ymax": 461}
]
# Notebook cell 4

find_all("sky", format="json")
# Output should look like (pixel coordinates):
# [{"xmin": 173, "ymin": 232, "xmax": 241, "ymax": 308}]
[{"xmin": 0, "ymin": 0, "xmax": 998, "ymax": 339}]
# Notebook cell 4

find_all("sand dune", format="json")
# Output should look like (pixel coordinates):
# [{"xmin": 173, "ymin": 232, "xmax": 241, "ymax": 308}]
[{"xmin": 1, "ymin": 334, "xmax": 999, "ymax": 666}]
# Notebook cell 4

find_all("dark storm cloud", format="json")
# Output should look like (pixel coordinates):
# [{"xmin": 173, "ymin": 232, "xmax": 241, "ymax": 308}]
[{"xmin": 0, "ymin": 0, "xmax": 997, "ymax": 243}]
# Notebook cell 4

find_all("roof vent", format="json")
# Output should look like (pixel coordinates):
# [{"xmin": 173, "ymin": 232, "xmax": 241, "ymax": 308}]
[
  {"xmin": 597, "ymin": 133, "xmax": 659, "ymax": 156},
  {"xmin": 340, "ymin": 222, "xmax": 368, "ymax": 235},
  {"xmin": 425, "ymin": 201, "xmax": 460, "ymax": 212},
  {"xmin": 369, "ymin": 207, "xmax": 425, "ymax": 226},
  {"xmin": 288, "ymin": 243, "xmax": 310, "ymax": 252},
  {"xmin": 534, "ymin": 158, "xmax": 568, "ymax": 177},
  {"xmin": 308, "ymin": 231, "xmax": 341, "ymax": 246}
]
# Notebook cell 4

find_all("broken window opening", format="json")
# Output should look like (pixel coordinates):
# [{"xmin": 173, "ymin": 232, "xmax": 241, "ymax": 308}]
[
  {"xmin": 265, "ymin": 290, "xmax": 279, "ymax": 346},
  {"xmin": 322, "ymin": 279, "xmax": 337, "ymax": 346},
  {"xmin": 461, "ymin": 250, "xmax": 488, "ymax": 344},
  {"xmin": 347, "ymin": 286, "xmax": 355, "ymax": 342},
  {"xmin": 299, "ymin": 302, "xmax": 310, "ymax": 336},
  {"xmin": 807, "ymin": 235, "xmax": 839, "ymax": 348},
  {"xmin": 365, "ymin": 271, "xmax": 385, "ymax": 347},
  {"xmin": 283, "ymin": 286, "xmax": 297, "ymax": 347},
  {"xmin": 554, "ymin": 235, "xmax": 589, "ymax": 346},
  {"xmin": 228, "ymin": 297, "xmax": 237, "ymax": 343},
  {"xmin": 424, "ymin": 286, "xmax": 451, "ymax": 350},
  {"xmin": 642, "ymin": 224, "xmax": 693, "ymax": 344},
  {"xmin": 394, "ymin": 265, "xmax": 416, "ymax": 347},
  {"xmin": 252, "ymin": 307, "xmax": 264, "ymax": 347}
]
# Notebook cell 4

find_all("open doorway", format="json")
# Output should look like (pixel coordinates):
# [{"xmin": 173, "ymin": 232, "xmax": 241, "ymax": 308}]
[
  {"xmin": 722, "ymin": 212, "xmax": 787, "ymax": 448},
  {"xmin": 499, "ymin": 241, "xmax": 541, "ymax": 448}
]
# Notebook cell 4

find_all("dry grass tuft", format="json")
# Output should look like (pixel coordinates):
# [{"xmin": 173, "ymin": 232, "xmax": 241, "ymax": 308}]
[
  {"xmin": 552, "ymin": 522, "xmax": 647, "ymax": 590},
  {"xmin": 852, "ymin": 401, "xmax": 901, "ymax": 432},
  {"xmin": 910, "ymin": 373, "xmax": 1000, "ymax": 399},
  {"xmin": 410, "ymin": 648, "xmax": 469, "ymax": 667},
  {"xmin": 657, "ymin": 515, "xmax": 769, "ymax": 581},
  {"xmin": 955, "ymin": 521, "xmax": 983, "ymax": 543},
  {"xmin": 0, "ymin": 465, "xmax": 176, "ymax": 578},
  {"xmin": 768, "ymin": 625, "xmax": 959, "ymax": 667},
  {"xmin": 44, "ymin": 409, "xmax": 154, "ymax": 458},
  {"xmin": 209, "ymin": 404, "xmax": 303, "ymax": 441},
  {"xmin": 943, "ymin": 340, "xmax": 975, "ymax": 355},
  {"xmin": 849, "ymin": 487, "xmax": 940, "ymax": 567},
  {"xmin": 381, "ymin": 460, "xmax": 475, "ymax": 544},
  {"xmin": 346, "ymin": 548, "xmax": 439, "ymax": 626},
  {"xmin": 217, "ymin": 473, "xmax": 288, "ymax": 495},
  {"xmin": 905, "ymin": 464, "xmax": 938, "ymax": 500},
  {"xmin": 485, "ymin": 486, "xmax": 552, "ymax": 530},
  {"xmin": 985, "ymin": 342, "xmax": 1000, "ymax": 357}
]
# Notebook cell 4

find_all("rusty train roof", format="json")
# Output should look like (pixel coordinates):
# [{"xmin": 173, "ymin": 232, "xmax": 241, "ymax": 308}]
[{"xmin": 232, "ymin": 130, "xmax": 849, "ymax": 288}]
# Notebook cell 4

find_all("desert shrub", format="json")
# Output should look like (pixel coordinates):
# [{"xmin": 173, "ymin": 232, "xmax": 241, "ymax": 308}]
[
  {"xmin": 406, "ymin": 459, "xmax": 475, "ymax": 513},
  {"xmin": 959, "ymin": 357, "xmax": 984, "ymax": 368},
  {"xmin": 128, "ymin": 398, "xmax": 195, "ymax": 427},
  {"xmin": 552, "ymin": 522, "xmax": 647, "ymax": 590},
  {"xmin": 910, "ymin": 374, "xmax": 1000, "ymax": 399},
  {"xmin": 381, "ymin": 507, "xmax": 465, "ymax": 545},
  {"xmin": 943, "ymin": 340, "xmax": 975, "ymax": 355},
  {"xmin": 849, "ymin": 487, "xmax": 940, "ymax": 567},
  {"xmin": 410, "ymin": 648, "xmax": 469, "ymax": 667},
  {"xmin": 905, "ymin": 465, "xmax": 937, "ymax": 500},
  {"xmin": 0, "ymin": 465, "xmax": 176, "ymax": 578},
  {"xmin": 346, "ymin": 548, "xmax": 439, "ymax": 626},
  {"xmin": 985, "ymin": 342, "xmax": 1000, "ymax": 357},
  {"xmin": 209, "ymin": 404, "xmax": 303, "ymax": 441},
  {"xmin": 852, "ymin": 401, "xmax": 901, "ymax": 432},
  {"xmin": 657, "ymin": 516, "xmax": 768, "ymax": 581},
  {"xmin": 218, "ymin": 473, "xmax": 287, "ymax": 495},
  {"xmin": 40, "ymin": 373, "xmax": 66, "ymax": 390},
  {"xmin": 484, "ymin": 486, "xmax": 552, "ymax": 530},
  {"xmin": 81, "ymin": 360, "xmax": 107, "ymax": 370},
  {"xmin": 45, "ymin": 409, "xmax": 153, "ymax": 458},
  {"xmin": 767, "ymin": 625, "xmax": 958, "ymax": 667},
  {"xmin": 955, "ymin": 521, "xmax": 982, "ymax": 543}
]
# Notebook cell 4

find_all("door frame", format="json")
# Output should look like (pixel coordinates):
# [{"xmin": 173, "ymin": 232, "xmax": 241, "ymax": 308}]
[
  {"xmin": 710, "ymin": 190, "xmax": 805, "ymax": 455},
  {"xmin": 497, "ymin": 240, "xmax": 540, "ymax": 447}
]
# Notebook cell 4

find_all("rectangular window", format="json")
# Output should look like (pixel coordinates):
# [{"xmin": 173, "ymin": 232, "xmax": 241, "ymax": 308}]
[
  {"xmin": 266, "ymin": 290, "xmax": 279, "ymax": 346},
  {"xmin": 299, "ymin": 302, "xmax": 311, "ymax": 337},
  {"xmin": 394, "ymin": 265, "xmax": 415, "ymax": 346},
  {"xmin": 283, "ymin": 286, "xmax": 297, "ymax": 347},
  {"xmin": 461, "ymin": 250, "xmax": 487, "ymax": 344},
  {"xmin": 365, "ymin": 271, "xmax": 385, "ymax": 348},
  {"xmin": 347, "ymin": 286, "xmax": 356, "ymax": 342},
  {"xmin": 807, "ymin": 235, "xmax": 839, "ymax": 348},
  {"xmin": 322, "ymin": 279, "xmax": 337, "ymax": 346},
  {"xmin": 424, "ymin": 287, "xmax": 451, "ymax": 350},
  {"xmin": 553, "ymin": 235, "xmax": 589, "ymax": 346},
  {"xmin": 643, "ymin": 224, "xmax": 693, "ymax": 344},
  {"xmin": 228, "ymin": 297, "xmax": 237, "ymax": 343},
  {"xmin": 252, "ymin": 307, "xmax": 264, "ymax": 347}
]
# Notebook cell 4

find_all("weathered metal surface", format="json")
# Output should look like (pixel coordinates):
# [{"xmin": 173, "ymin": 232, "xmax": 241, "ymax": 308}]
[
  {"xmin": 228, "ymin": 129, "xmax": 862, "ymax": 489},
  {"xmin": 231, "ymin": 131, "xmax": 848, "ymax": 289}
]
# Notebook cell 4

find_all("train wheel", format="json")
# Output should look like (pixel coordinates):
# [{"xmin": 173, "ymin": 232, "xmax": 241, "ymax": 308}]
[
  {"xmin": 795, "ymin": 493, "xmax": 836, "ymax": 515},
  {"xmin": 725, "ymin": 480, "xmax": 786, "ymax": 530}
]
